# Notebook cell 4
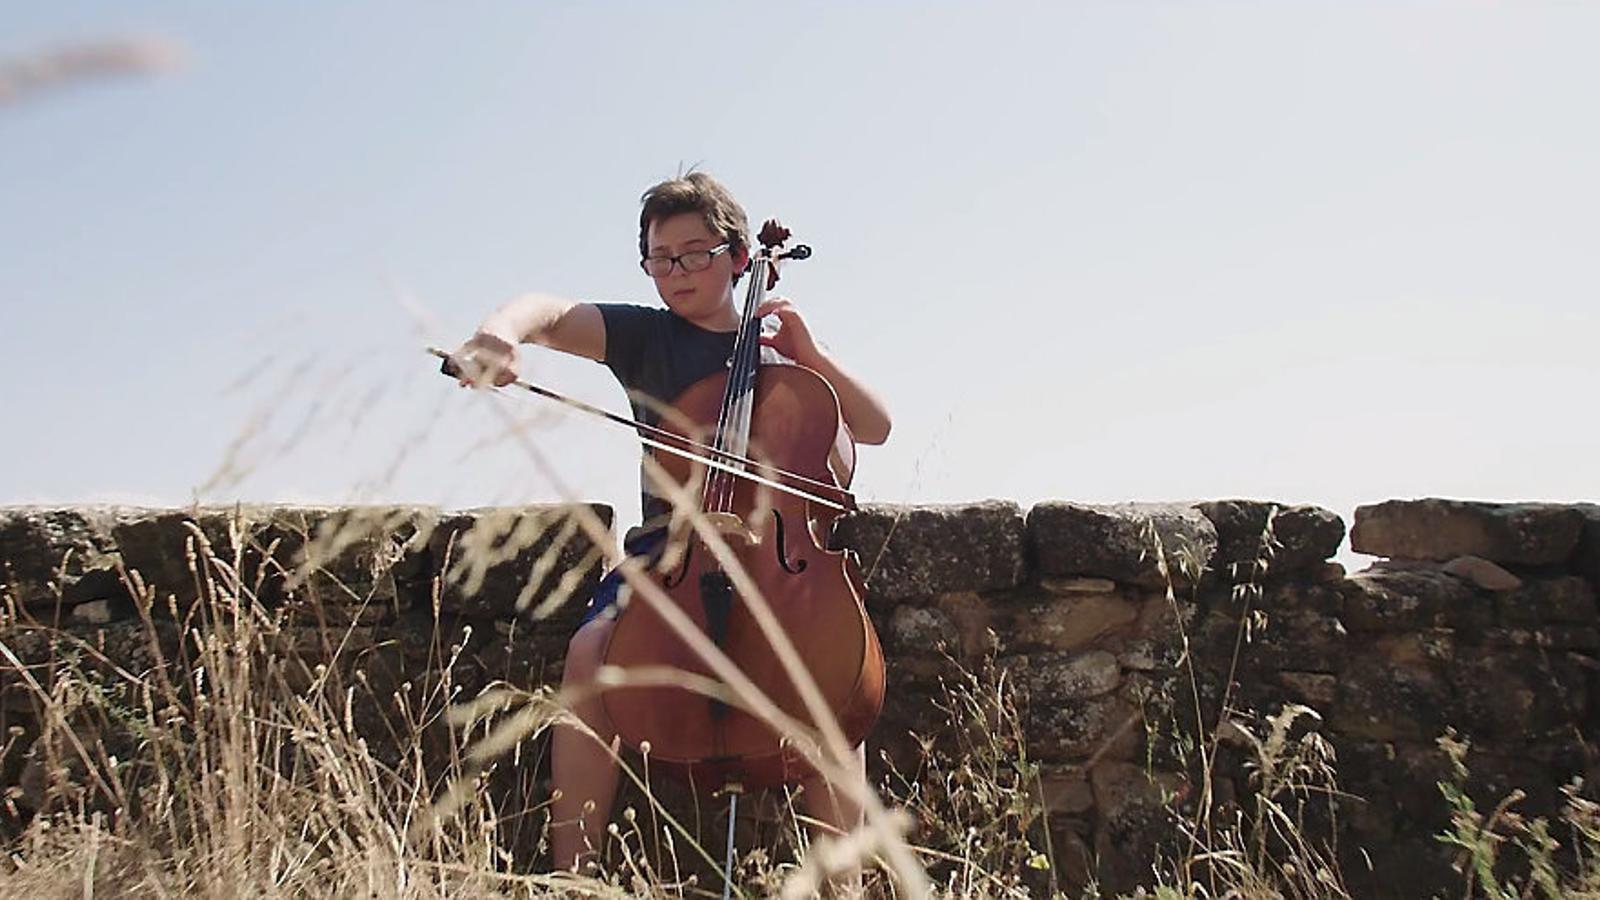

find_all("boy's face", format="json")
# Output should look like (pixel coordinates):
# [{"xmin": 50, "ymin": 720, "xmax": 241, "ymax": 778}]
[{"xmin": 645, "ymin": 212, "xmax": 748, "ymax": 325}]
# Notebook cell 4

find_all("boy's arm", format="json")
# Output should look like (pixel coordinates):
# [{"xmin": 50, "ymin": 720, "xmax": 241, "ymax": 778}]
[
  {"xmin": 481, "ymin": 294, "xmax": 606, "ymax": 361},
  {"xmin": 453, "ymin": 294, "xmax": 606, "ymax": 386},
  {"xmin": 805, "ymin": 350, "xmax": 893, "ymax": 446},
  {"xmin": 754, "ymin": 296, "xmax": 892, "ymax": 445}
]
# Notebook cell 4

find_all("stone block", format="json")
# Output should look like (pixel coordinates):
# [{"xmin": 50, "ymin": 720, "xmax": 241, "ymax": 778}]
[
  {"xmin": 0, "ymin": 507, "xmax": 124, "ymax": 609},
  {"xmin": 1448, "ymin": 648, "xmax": 1588, "ymax": 741},
  {"xmin": 1373, "ymin": 629, "xmax": 1457, "ymax": 667},
  {"xmin": 113, "ymin": 507, "xmax": 253, "ymax": 610},
  {"xmin": 1131, "ymin": 590, "xmax": 1194, "ymax": 656},
  {"xmin": 1456, "ymin": 741, "xmax": 1593, "ymax": 819},
  {"xmin": 112, "ymin": 506, "xmax": 438, "ymax": 618},
  {"xmin": 989, "ymin": 586, "xmax": 1140, "ymax": 655},
  {"xmin": 1314, "ymin": 560, "xmax": 1347, "ymax": 583},
  {"xmin": 1248, "ymin": 605, "xmax": 1350, "ymax": 669},
  {"xmin": 1198, "ymin": 579, "xmax": 1346, "ymax": 619},
  {"xmin": 1351, "ymin": 499, "xmax": 1584, "ymax": 565},
  {"xmin": 1195, "ymin": 609, "xmax": 1349, "ymax": 674},
  {"xmin": 1117, "ymin": 643, "xmax": 1160, "ymax": 672},
  {"xmin": 1027, "ymin": 501, "xmax": 1217, "ymax": 587},
  {"xmin": 1027, "ymin": 694, "xmax": 1141, "ymax": 762},
  {"xmin": 1496, "ymin": 575, "xmax": 1598, "ymax": 625},
  {"xmin": 873, "ymin": 679, "xmax": 945, "ymax": 768},
  {"xmin": 71, "ymin": 599, "xmax": 125, "ymax": 624},
  {"xmin": 830, "ymin": 501, "xmax": 1026, "ymax": 602},
  {"xmin": 1011, "ymin": 651, "xmax": 1140, "ymax": 761},
  {"xmin": 1333, "ymin": 739, "xmax": 1409, "ymax": 835},
  {"xmin": 282, "ymin": 506, "xmax": 437, "ymax": 608},
  {"xmin": 1278, "ymin": 671, "xmax": 1338, "ymax": 709},
  {"xmin": 1039, "ymin": 576, "xmax": 1117, "ymax": 595},
  {"xmin": 1010, "ymin": 650, "xmax": 1121, "ymax": 701},
  {"xmin": 1089, "ymin": 761, "xmax": 1185, "ymax": 896},
  {"xmin": 1048, "ymin": 822, "xmax": 1097, "ymax": 898},
  {"xmin": 1340, "ymin": 837, "xmax": 1459, "ymax": 900},
  {"xmin": 1481, "ymin": 625, "xmax": 1600, "ymax": 652},
  {"xmin": 1036, "ymin": 766, "xmax": 1094, "ymax": 814},
  {"xmin": 1194, "ymin": 499, "xmax": 1345, "ymax": 580},
  {"xmin": 430, "ymin": 505, "xmax": 612, "ymax": 622},
  {"xmin": 1342, "ymin": 564, "xmax": 1493, "ymax": 632},
  {"xmin": 931, "ymin": 591, "xmax": 994, "ymax": 662},
  {"xmin": 1090, "ymin": 760, "xmax": 1180, "ymax": 825},
  {"xmin": 1572, "ymin": 503, "xmax": 1600, "ymax": 584},
  {"xmin": 59, "ymin": 567, "xmax": 131, "ymax": 608},
  {"xmin": 886, "ymin": 605, "xmax": 958, "ymax": 655},
  {"xmin": 1441, "ymin": 555, "xmax": 1522, "ymax": 592},
  {"xmin": 1331, "ymin": 657, "xmax": 1451, "ymax": 742}
]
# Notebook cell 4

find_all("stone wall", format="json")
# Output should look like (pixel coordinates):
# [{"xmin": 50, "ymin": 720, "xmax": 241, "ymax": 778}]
[{"xmin": 1, "ymin": 499, "xmax": 1596, "ymax": 897}]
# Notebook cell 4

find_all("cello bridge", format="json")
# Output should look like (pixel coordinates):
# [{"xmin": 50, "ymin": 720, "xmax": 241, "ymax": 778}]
[{"xmin": 703, "ymin": 511, "xmax": 759, "ymax": 548}]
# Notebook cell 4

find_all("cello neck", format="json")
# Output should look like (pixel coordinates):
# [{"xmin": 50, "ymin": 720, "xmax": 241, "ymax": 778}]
[{"xmin": 703, "ymin": 221, "xmax": 798, "ymax": 515}]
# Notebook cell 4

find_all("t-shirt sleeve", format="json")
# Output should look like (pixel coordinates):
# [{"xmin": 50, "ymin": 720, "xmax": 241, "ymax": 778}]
[{"xmin": 594, "ymin": 303, "xmax": 659, "ymax": 388}]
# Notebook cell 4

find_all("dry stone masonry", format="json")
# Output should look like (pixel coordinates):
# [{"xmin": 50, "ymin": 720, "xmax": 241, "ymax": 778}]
[{"xmin": 2, "ymin": 497, "xmax": 1596, "ymax": 898}]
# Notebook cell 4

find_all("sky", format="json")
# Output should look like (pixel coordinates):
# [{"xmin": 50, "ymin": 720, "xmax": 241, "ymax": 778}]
[{"xmin": 2, "ymin": 3, "xmax": 1597, "ymax": 561}]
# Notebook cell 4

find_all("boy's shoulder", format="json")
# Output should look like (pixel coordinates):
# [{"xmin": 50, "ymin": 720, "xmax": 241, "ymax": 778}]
[
  {"xmin": 595, "ymin": 302, "xmax": 671, "ymax": 351},
  {"xmin": 594, "ymin": 300, "xmax": 666, "ymax": 318},
  {"xmin": 593, "ymin": 302, "xmax": 704, "ymax": 379},
  {"xmin": 594, "ymin": 301, "xmax": 676, "ymax": 337},
  {"xmin": 599, "ymin": 302, "xmax": 736, "ymax": 346}
]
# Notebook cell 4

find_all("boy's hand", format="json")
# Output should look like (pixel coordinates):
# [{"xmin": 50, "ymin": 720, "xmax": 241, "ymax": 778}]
[
  {"xmin": 450, "ymin": 330, "xmax": 520, "ymax": 387},
  {"xmin": 756, "ymin": 296, "xmax": 825, "ymax": 368}
]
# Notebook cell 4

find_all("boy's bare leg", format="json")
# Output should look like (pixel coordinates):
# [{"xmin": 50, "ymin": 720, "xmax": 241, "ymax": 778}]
[
  {"xmin": 800, "ymin": 743, "xmax": 869, "ymax": 897},
  {"xmin": 549, "ymin": 615, "xmax": 621, "ymax": 871}
]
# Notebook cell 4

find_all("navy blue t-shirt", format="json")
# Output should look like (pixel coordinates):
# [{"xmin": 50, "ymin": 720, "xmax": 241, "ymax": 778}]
[{"xmin": 596, "ymin": 303, "xmax": 739, "ymax": 532}]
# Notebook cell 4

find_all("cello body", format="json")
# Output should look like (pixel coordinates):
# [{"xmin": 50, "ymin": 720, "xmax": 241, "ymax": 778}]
[{"xmin": 599, "ymin": 362, "xmax": 886, "ymax": 791}]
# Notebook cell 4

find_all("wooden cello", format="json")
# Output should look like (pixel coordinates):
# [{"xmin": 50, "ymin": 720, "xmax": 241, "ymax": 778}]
[{"xmin": 599, "ymin": 220, "xmax": 886, "ymax": 792}]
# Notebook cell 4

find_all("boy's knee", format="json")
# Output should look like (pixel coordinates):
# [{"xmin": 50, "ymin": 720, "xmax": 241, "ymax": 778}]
[{"xmin": 560, "ymin": 617, "xmax": 614, "ymax": 688}]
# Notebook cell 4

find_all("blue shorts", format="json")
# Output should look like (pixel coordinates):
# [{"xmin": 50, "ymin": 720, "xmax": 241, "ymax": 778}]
[{"xmin": 579, "ymin": 528, "xmax": 668, "ymax": 628}]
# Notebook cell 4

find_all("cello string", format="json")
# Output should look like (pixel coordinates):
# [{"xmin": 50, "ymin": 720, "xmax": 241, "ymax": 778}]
[
  {"xmin": 711, "ymin": 254, "xmax": 765, "ymax": 514},
  {"xmin": 710, "ymin": 264, "xmax": 747, "ymax": 514},
  {"xmin": 731, "ymin": 313, "xmax": 762, "ymax": 512},
  {"xmin": 736, "ymin": 265, "xmax": 769, "ymax": 500},
  {"xmin": 708, "ymin": 255, "xmax": 759, "ymax": 513},
  {"xmin": 730, "ymin": 256, "xmax": 768, "ymax": 505},
  {"xmin": 704, "ymin": 248, "xmax": 758, "ymax": 515},
  {"xmin": 721, "ymin": 289, "xmax": 759, "ymax": 513}
]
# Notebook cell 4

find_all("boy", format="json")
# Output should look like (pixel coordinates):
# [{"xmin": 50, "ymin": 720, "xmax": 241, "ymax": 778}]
[{"xmin": 452, "ymin": 172, "xmax": 891, "ymax": 874}]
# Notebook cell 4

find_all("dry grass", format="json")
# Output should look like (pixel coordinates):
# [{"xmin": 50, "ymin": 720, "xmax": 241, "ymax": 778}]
[
  {"xmin": 2, "ymin": 502, "xmax": 1599, "ymax": 898},
  {"xmin": 0, "ymin": 36, "xmax": 183, "ymax": 106},
  {"xmin": 3, "ymin": 358, "xmax": 1596, "ymax": 898}
]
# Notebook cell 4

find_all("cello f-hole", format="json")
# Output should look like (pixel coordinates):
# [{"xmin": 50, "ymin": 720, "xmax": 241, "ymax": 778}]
[{"xmin": 772, "ymin": 510, "xmax": 808, "ymax": 575}]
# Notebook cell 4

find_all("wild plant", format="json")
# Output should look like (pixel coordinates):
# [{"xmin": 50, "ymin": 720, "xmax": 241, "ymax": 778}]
[
  {"xmin": 877, "ymin": 642, "xmax": 1057, "ymax": 899},
  {"xmin": 1436, "ymin": 730, "xmax": 1600, "ymax": 899},
  {"xmin": 1138, "ymin": 508, "xmax": 1352, "ymax": 899}
]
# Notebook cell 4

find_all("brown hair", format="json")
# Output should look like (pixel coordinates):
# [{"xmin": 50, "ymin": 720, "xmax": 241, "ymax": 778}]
[{"xmin": 637, "ymin": 172, "xmax": 751, "ymax": 261}]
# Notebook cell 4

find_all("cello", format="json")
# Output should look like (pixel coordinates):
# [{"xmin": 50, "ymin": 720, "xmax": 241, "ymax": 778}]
[{"xmin": 599, "ymin": 220, "xmax": 886, "ymax": 793}]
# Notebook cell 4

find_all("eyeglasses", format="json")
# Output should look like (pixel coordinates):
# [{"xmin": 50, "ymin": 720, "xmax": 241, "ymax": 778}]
[{"xmin": 640, "ymin": 243, "xmax": 731, "ymax": 277}]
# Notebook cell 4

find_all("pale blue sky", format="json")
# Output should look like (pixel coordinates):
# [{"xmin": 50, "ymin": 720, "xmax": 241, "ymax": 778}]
[{"xmin": 3, "ymin": 3, "xmax": 1597, "ymax": 554}]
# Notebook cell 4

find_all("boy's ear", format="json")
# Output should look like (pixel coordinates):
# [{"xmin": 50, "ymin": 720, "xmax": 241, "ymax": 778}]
[{"xmin": 733, "ymin": 244, "xmax": 750, "ymax": 273}]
